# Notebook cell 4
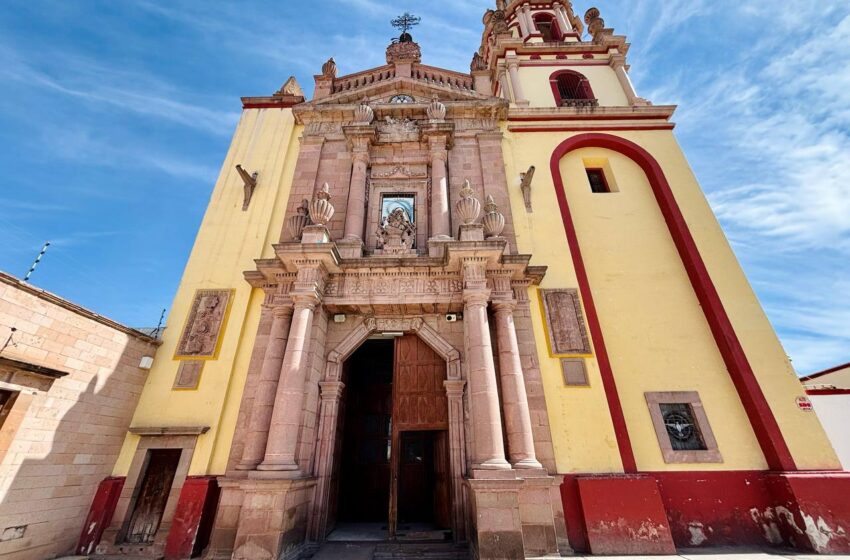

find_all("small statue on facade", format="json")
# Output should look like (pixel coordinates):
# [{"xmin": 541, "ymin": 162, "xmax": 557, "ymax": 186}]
[{"xmin": 376, "ymin": 208, "xmax": 416, "ymax": 254}]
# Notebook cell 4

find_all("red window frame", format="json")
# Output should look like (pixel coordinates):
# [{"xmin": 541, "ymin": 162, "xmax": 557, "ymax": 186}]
[
  {"xmin": 549, "ymin": 69, "xmax": 596, "ymax": 106},
  {"xmin": 533, "ymin": 13, "xmax": 563, "ymax": 41}
]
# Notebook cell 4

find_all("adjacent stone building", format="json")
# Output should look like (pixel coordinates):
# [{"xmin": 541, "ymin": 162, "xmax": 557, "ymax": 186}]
[
  {"xmin": 0, "ymin": 272, "xmax": 158, "ymax": 560},
  {"xmin": 76, "ymin": 1, "xmax": 850, "ymax": 558}
]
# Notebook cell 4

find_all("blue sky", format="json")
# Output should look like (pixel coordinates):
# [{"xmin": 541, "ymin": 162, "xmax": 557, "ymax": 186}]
[{"xmin": 0, "ymin": 1, "xmax": 848, "ymax": 374}]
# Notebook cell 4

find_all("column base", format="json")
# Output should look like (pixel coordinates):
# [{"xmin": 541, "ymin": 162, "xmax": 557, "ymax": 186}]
[
  {"xmin": 427, "ymin": 236, "xmax": 453, "ymax": 258},
  {"xmin": 472, "ymin": 458, "xmax": 512, "ymax": 471},
  {"xmin": 512, "ymin": 458, "xmax": 544, "ymax": 470},
  {"xmin": 335, "ymin": 238, "xmax": 364, "ymax": 258}
]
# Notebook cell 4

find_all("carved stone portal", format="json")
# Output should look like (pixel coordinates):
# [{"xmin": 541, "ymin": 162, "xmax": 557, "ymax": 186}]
[
  {"xmin": 175, "ymin": 289, "xmax": 233, "ymax": 358},
  {"xmin": 540, "ymin": 289, "xmax": 591, "ymax": 355}
]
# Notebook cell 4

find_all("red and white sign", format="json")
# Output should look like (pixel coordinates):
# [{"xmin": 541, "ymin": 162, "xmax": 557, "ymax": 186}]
[{"xmin": 796, "ymin": 396, "xmax": 814, "ymax": 411}]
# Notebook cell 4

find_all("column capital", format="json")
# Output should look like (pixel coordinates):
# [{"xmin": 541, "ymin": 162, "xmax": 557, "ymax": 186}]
[
  {"xmin": 491, "ymin": 298, "xmax": 517, "ymax": 314},
  {"xmin": 351, "ymin": 150, "xmax": 371, "ymax": 164},
  {"xmin": 444, "ymin": 379, "xmax": 466, "ymax": 397},
  {"xmin": 272, "ymin": 304, "xmax": 295, "ymax": 319},
  {"xmin": 463, "ymin": 288, "xmax": 491, "ymax": 307},
  {"xmin": 610, "ymin": 54, "xmax": 627, "ymax": 69},
  {"xmin": 291, "ymin": 292, "xmax": 321, "ymax": 310},
  {"xmin": 319, "ymin": 381, "xmax": 345, "ymax": 400}
]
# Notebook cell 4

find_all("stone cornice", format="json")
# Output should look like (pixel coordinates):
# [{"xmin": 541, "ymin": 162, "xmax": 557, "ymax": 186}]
[{"xmin": 506, "ymin": 104, "xmax": 677, "ymax": 124}]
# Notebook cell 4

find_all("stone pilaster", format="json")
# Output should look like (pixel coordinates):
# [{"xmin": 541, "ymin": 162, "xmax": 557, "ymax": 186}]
[
  {"xmin": 463, "ymin": 258, "xmax": 510, "ymax": 470},
  {"xmin": 506, "ymin": 56, "xmax": 528, "ymax": 107},
  {"xmin": 552, "ymin": 2, "xmax": 571, "ymax": 36},
  {"xmin": 308, "ymin": 381, "xmax": 345, "ymax": 541},
  {"xmin": 257, "ymin": 264, "xmax": 324, "ymax": 473},
  {"xmin": 611, "ymin": 54, "xmax": 645, "ymax": 106},
  {"xmin": 236, "ymin": 302, "xmax": 294, "ymax": 471},
  {"xmin": 428, "ymin": 136, "xmax": 452, "ymax": 239},
  {"xmin": 341, "ymin": 127, "xmax": 375, "ymax": 245}
]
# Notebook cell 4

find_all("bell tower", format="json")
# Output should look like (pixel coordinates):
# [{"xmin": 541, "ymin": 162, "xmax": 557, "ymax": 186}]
[{"xmin": 474, "ymin": 1, "xmax": 648, "ymax": 109}]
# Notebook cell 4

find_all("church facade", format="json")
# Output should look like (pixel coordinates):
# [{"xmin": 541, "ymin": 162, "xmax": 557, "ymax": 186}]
[{"xmin": 81, "ymin": 1, "xmax": 850, "ymax": 558}]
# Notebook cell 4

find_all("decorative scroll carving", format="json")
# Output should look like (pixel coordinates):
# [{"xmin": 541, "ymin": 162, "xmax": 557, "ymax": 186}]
[
  {"xmin": 372, "ymin": 165, "xmax": 427, "ymax": 179},
  {"xmin": 304, "ymin": 122, "xmax": 343, "ymax": 136},
  {"xmin": 540, "ymin": 289, "xmax": 591, "ymax": 355},
  {"xmin": 175, "ymin": 289, "xmax": 234, "ymax": 358},
  {"xmin": 173, "ymin": 360, "xmax": 204, "ymax": 390}
]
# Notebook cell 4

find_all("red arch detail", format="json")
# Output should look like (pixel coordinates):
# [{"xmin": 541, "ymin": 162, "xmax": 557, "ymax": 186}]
[{"xmin": 549, "ymin": 133, "xmax": 796, "ymax": 472}]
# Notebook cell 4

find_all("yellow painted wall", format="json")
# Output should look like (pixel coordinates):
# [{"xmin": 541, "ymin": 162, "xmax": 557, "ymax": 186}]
[
  {"xmin": 503, "ymin": 126, "xmax": 842, "ymax": 472},
  {"xmin": 113, "ymin": 108, "xmax": 302, "ymax": 477}
]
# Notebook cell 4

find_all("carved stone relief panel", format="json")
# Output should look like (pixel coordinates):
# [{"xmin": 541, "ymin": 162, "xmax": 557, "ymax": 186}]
[
  {"xmin": 376, "ymin": 116, "xmax": 420, "ymax": 143},
  {"xmin": 173, "ymin": 360, "xmax": 204, "ymax": 390},
  {"xmin": 174, "ymin": 289, "xmax": 234, "ymax": 359},
  {"xmin": 540, "ymin": 289, "xmax": 591, "ymax": 355},
  {"xmin": 324, "ymin": 273, "xmax": 463, "ymax": 298}
]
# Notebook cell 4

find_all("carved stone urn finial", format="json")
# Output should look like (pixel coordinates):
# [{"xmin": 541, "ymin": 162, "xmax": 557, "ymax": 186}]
[
  {"xmin": 482, "ymin": 194, "xmax": 506, "ymax": 238},
  {"xmin": 321, "ymin": 57, "xmax": 337, "ymax": 78},
  {"xmin": 309, "ymin": 183, "xmax": 335, "ymax": 226},
  {"xmin": 455, "ymin": 179, "xmax": 481, "ymax": 225},
  {"xmin": 354, "ymin": 97, "xmax": 374, "ymax": 124},
  {"xmin": 427, "ymin": 96, "xmax": 446, "ymax": 121},
  {"xmin": 584, "ymin": 8, "xmax": 605, "ymax": 41},
  {"xmin": 286, "ymin": 199, "xmax": 311, "ymax": 241}
]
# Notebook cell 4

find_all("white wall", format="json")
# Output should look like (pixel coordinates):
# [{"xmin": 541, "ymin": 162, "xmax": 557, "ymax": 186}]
[{"xmin": 810, "ymin": 393, "xmax": 850, "ymax": 470}]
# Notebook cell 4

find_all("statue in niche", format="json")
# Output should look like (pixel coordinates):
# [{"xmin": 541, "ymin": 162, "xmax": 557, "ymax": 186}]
[{"xmin": 376, "ymin": 207, "xmax": 416, "ymax": 254}]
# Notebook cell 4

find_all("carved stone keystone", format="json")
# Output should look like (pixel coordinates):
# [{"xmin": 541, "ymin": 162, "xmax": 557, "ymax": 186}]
[{"xmin": 455, "ymin": 179, "xmax": 481, "ymax": 225}]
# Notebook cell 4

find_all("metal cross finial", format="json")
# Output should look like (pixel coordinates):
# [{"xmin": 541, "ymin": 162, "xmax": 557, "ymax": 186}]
[{"xmin": 391, "ymin": 12, "xmax": 421, "ymax": 35}]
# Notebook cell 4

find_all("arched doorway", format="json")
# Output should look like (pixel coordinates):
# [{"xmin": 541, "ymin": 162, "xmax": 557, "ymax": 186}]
[
  {"xmin": 309, "ymin": 318, "xmax": 466, "ymax": 544},
  {"xmin": 332, "ymin": 335, "xmax": 452, "ymax": 541}
]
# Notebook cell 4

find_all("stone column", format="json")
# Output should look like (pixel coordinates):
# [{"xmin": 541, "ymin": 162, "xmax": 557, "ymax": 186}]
[
  {"xmin": 236, "ymin": 303, "xmax": 294, "ymax": 470},
  {"xmin": 498, "ymin": 65, "xmax": 513, "ymax": 102},
  {"xmin": 552, "ymin": 2, "xmax": 571, "ymax": 35},
  {"xmin": 258, "ymin": 267, "xmax": 323, "ymax": 472},
  {"xmin": 492, "ymin": 299, "xmax": 542, "ymax": 469},
  {"xmin": 611, "ymin": 55, "xmax": 638, "ymax": 106},
  {"xmin": 429, "ymin": 138, "xmax": 451, "ymax": 239},
  {"xmin": 507, "ymin": 57, "xmax": 528, "ymax": 107},
  {"xmin": 523, "ymin": 4, "xmax": 538, "ymax": 34},
  {"xmin": 343, "ymin": 149, "xmax": 370, "ymax": 241},
  {"xmin": 444, "ymin": 379, "xmax": 468, "ymax": 539},
  {"xmin": 463, "ymin": 259, "xmax": 510, "ymax": 470},
  {"xmin": 516, "ymin": 7, "xmax": 530, "ymax": 38}
]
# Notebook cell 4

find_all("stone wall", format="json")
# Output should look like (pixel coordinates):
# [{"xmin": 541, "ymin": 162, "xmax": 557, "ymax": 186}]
[{"xmin": 0, "ymin": 272, "xmax": 158, "ymax": 560}]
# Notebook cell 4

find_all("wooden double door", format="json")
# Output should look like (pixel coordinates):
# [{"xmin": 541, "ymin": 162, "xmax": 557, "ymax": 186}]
[{"xmin": 336, "ymin": 335, "xmax": 451, "ymax": 538}]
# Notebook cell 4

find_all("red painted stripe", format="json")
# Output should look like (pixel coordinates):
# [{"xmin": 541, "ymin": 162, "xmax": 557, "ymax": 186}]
[
  {"xmin": 520, "ymin": 60, "xmax": 610, "ymax": 67},
  {"xmin": 806, "ymin": 388, "xmax": 850, "ymax": 396},
  {"xmin": 550, "ymin": 133, "xmax": 796, "ymax": 472},
  {"xmin": 509, "ymin": 125, "xmax": 675, "ymax": 133},
  {"xmin": 242, "ymin": 100, "xmax": 300, "ymax": 109},
  {"xmin": 549, "ymin": 143, "xmax": 637, "ymax": 473}
]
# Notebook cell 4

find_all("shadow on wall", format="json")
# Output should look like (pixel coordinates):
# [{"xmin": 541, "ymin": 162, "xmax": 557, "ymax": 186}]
[{"xmin": 0, "ymin": 339, "xmax": 152, "ymax": 560}]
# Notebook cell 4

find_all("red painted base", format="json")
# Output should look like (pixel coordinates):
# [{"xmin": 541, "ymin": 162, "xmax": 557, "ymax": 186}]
[
  {"xmin": 562, "ymin": 471, "xmax": 850, "ymax": 554},
  {"xmin": 76, "ymin": 476, "xmax": 125, "ymax": 555},
  {"xmin": 164, "ymin": 476, "xmax": 220, "ymax": 560},
  {"xmin": 573, "ymin": 475, "xmax": 676, "ymax": 555}
]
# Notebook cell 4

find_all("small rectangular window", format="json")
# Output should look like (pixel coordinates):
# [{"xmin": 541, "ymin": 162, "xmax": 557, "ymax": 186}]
[
  {"xmin": 645, "ymin": 391, "xmax": 722, "ymax": 464},
  {"xmin": 586, "ymin": 169, "xmax": 610, "ymax": 193}
]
